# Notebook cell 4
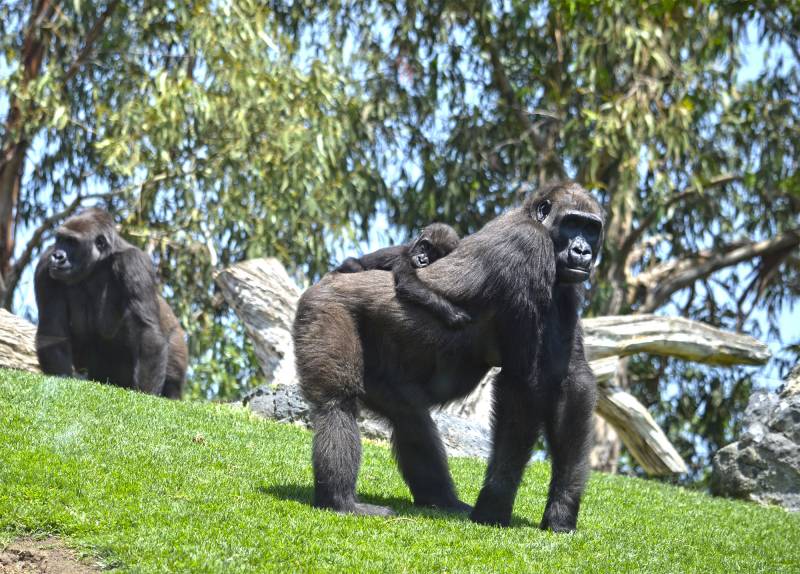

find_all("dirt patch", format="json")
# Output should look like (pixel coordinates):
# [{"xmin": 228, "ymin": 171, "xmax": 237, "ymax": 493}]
[{"xmin": 0, "ymin": 537, "xmax": 100, "ymax": 574}]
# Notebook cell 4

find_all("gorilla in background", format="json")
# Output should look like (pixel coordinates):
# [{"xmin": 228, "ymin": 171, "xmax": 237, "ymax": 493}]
[
  {"xmin": 34, "ymin": 208, "xmax": 188, "ymax": 399},
  {"xmin": 336, "ymin": 223, "xmax": 469, "ymax": 327},
  {"xmin": 293, "ymin": 181, "xmax": 604, "ymax": 532}
]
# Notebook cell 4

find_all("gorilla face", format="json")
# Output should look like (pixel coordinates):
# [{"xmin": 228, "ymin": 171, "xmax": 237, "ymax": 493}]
[
  {"xmin": 529, "ymin": 183, "xmax": 605, "ymax": 284},
  {"xmin": 48, "ymin": 210, "xmax": 115, "ymax": 285},
  {"xmin": 407, "ymin": 223, "xmax": 461, "ymax": 269},
  {"xmin": 408, "ymin": 238, "xmax": 432, "ymax": 268}
]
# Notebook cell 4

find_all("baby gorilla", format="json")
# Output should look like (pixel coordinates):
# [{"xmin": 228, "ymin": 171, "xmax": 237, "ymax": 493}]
[{"xmin": 335, "ymin": 223, "xmax": 470, "ymax": 327}]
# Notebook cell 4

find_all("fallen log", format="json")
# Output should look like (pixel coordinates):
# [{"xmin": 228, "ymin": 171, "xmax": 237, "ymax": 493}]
[
  {"xmin": 583, "ymin": 315, "xmax": 770, "ymax": 366},
  {"xmin": 0, "ymin": 309, "xmax": 39, "ymax": 373},
  {"xmin": 215, "ymin": 259, "xmax": 301, "ymax": 388},
  {"xmin": 596, "ymin": 386, "xmax": 687, "ymax": 474}
]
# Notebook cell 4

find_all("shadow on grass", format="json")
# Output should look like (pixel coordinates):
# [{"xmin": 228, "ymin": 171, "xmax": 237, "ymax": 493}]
[{"xmin": 260, "ymin": 483, "xmax": 536, "ymax": 527}]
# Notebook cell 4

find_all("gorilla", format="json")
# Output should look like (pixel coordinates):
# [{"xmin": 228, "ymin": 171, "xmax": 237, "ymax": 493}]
[
  {"xmin": 336, "ymin": 223, "xmax": 469, "ymax": 327},
  {"xmin": 335, "ymin": 222, "xmax": 460, "ymax": 274},
  {"xmin": 34, "ymin": 208, "xmax": 188, "ymax": 399},
  {"xmin": 293, "ymin": 181, "xmax": 604, "ymax": 532}
]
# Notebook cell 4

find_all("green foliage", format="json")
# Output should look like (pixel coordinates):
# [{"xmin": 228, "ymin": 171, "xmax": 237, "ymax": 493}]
[
  {"xmin": 2, "ymin": 370, "xmax": 799, "ymax": 572},
  {"xmin": 1, "ymin": 1, "xmax": 385, "ymax": 398}
]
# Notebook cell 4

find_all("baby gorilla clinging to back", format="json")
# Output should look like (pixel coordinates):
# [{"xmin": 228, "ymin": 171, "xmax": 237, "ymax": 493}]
[{"xmin": 335, "ymin": 223, "xmax": 470, "ymax": 327}]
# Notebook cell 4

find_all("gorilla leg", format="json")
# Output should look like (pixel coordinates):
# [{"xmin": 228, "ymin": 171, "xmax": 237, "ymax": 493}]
[
  {"xmin": 161, "ymin": 329, "xmax": 187, "ymax": 399},
  {"xmin": 311, "ymin": 401, "xmax": 394, "ymax": 516},
  {"xmin": 161, "ymin": 375, "xmax": 184, "ymax": 399},
  {"xmin": 471, "ymin": 378, "xmax": 541, "ymax": 526},
  {"xmin": 389, "ymin": 409, "xmax": 471, "ymax": 512},
  {"xmin": 540, "ymin": 369, "xmax": 596, "ymax": 532},
  {"xmin": 296, "ymin": 304, "xmax": 393, "ymax": 517}
]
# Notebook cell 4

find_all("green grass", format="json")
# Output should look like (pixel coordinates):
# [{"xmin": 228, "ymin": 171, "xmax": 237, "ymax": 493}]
[{"xmin": 0, "ymin": 369, "xmax": 798, "ymax": 573}]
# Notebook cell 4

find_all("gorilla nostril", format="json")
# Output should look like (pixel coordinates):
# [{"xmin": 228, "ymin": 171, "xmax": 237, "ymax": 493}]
[
  {"xmin": 571, "ymin": 245, "xmax": 590, "ymax": 257},
  {"xmin": 51, "ymin": 250, "xmax": 66, "ymax": 264}
]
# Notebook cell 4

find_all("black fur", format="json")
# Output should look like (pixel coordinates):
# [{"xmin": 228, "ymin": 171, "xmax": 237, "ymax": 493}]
[
  {"xmin": 336, "ymin": 223, "xmax": 469, "ymax": 327},
  {"xmin": 34, "ymin": 208, "xmax": 188, "ymax": 399},
  {"xmin": 293, "ymin": 181, "xmax": 604, "ymax": 532}
]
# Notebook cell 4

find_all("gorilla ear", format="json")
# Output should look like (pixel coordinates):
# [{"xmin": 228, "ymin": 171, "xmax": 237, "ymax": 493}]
[{"xmin": 95, "ymin": 234, "xmax": 109, "ymax": 251}]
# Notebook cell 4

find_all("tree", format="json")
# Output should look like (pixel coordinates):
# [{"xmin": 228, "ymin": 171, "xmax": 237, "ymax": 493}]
[
  {"xmin": 267, "ymin": 0, "xmax": 800, "ymax": 474},
  {"xmin": 0, "ymin": 0, "xmax": 384, "ymax": 397}
]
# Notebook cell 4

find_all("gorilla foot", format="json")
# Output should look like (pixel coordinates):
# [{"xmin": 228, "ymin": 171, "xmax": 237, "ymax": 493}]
[
  {"xmin": 540, "ymin": 504, "xmax": 578, "ymax": 533},
  {"xmin": 539, "ymin": 517, "xmax": 576, "ymax": 533},
  {"xmin": 470, "ymin": 506, "xmax": 511, "ymax": 527},
  {"xmin": 470, "ymin": 488, "xmax": 513, "ymax": 526}
]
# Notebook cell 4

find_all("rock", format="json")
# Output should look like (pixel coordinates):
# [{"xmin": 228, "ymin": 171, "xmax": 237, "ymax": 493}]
[
  {"xmin": 779, "ymin": 364, "xmax": 800, "ymax": 398},
  {"xmin": 243, "ymin": 382, "xmax": 491, "ymax": 459},
  {"xmin": 710, "ymin": 366, "xmax": 800, "ymax": 511},
  {"xmin": 243, "ymin": 383, "xmax": 310, "ymax": 426},
  {"xmin": 0, "ymin": 308, "xmax": 39, "ymax": 373}
]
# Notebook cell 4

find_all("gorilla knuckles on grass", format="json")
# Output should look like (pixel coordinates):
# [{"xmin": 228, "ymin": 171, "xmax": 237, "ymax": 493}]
[
  {"xmin": 34, "ymin": 208, "xmax": 188, "ymax": 399},
  {"xmin": 293, "ymin": 180, "xmax": 605, "ymax": 532}
]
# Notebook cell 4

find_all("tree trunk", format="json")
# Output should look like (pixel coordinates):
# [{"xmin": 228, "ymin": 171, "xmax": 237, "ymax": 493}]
[
  {"xmin": 0, "ymin": 0, "xmax": 53, "ymax": 304},
  {"xmin": 590, "ymin": 415, "xmax": 621, "ymax": 473}
]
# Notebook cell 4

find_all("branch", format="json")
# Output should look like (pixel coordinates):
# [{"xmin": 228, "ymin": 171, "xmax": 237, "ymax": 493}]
[
  {"xmin": 619, "ymin": 174, "xmax": 742, "ymax": 260},
  {"xmin": 483, "ymin": 32, "xmax": 534, "ymax": 134},
  {"xmin": 63, "ymin": 0, "xmax": 120, "ymax": 81},
  {"xmin": 474, "ymin": 15, "xmax": 566, "ymax": 180},
  {"xmin": 583, "ymin": 314, "xmax": 771, "ymax": 366},
  {"xmin": 596, "ymin": 385, "xmax": 687, "ymax": 475},
  {"xmin": 634, "ymin": 228, "xmax": 800, "ymax": 313}
]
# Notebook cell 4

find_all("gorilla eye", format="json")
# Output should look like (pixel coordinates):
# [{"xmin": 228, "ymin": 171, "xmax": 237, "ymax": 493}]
[
  {"xmin": 536, "ymin": 200, "xmax": 552, "ymax": 221},
  {"xmin": 95, "ymin": 235, "xmax": 108, "ymax": 250}
]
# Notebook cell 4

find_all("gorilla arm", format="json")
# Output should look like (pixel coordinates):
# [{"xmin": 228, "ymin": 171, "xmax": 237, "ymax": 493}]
[
  {"xmin": 335, "ymin": 245, "xmax": 407, "ymax": 273},
  {"xmin": 393, "ymin": 255, "xmax": 472, "ymax": 328},
  {"xmin": 34, "ymin": 247, "xmax": 74, "ymax": 376},
  {"xmin": 113, "ymin": 249, "xmax": 168, "ymax": 395}
]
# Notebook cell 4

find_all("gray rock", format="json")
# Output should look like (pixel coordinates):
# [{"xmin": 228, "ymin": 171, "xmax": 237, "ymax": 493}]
[
  {"xmin": 710, "ymin": 365, "xmax": 800, "ymax": 511},
  {"xmin": 243, "ymin": 382, "xmax": 491, "ymax": 459}
]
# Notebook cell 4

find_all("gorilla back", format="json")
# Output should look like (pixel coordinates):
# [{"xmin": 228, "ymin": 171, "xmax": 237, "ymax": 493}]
[
  {"xmin": 34, "ymin": 208, "xmax": 188, "ymax": 398},
  {"xmin": 293, "ymin": 181, "xmax": 604, "ymax": 531}
]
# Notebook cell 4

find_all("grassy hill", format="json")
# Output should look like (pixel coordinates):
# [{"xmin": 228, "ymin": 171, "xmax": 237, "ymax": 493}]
[{"xmin": 0, "ymin": 369, "xmax": 798, "ymax": 573}]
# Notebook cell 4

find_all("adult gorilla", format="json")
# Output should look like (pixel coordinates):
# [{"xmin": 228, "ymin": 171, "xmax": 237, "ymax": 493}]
[
  {"xmin": 34, "ymin": 208, "xmax": 188, "ymax": 399},
  {"xmin": 293, "ymin": 181, "xmax": 604, "ymax": 532}
]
